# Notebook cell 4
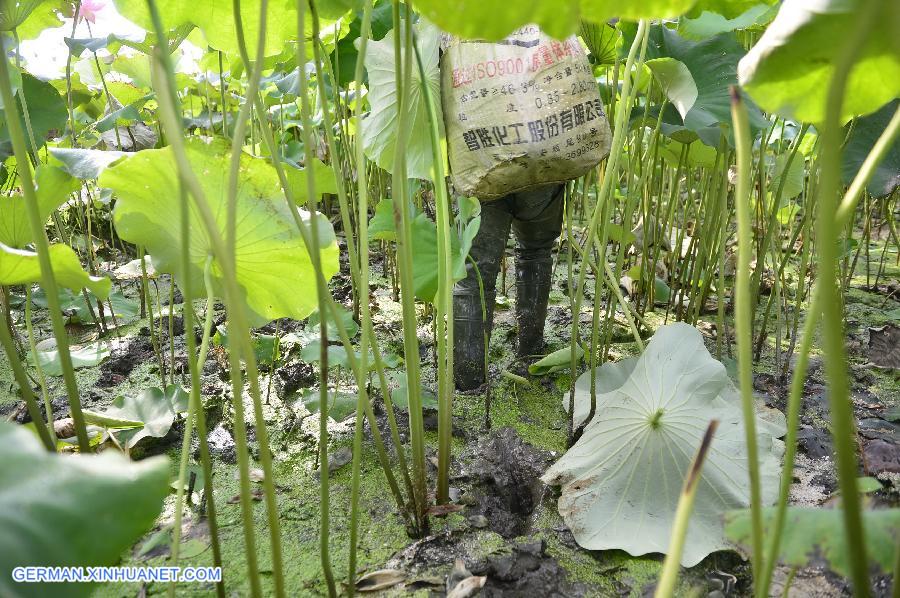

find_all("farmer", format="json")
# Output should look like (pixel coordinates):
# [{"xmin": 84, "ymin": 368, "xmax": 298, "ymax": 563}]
[
  {"xmin": 442, "ymin": 27, "xmax": 609, "ymax": 391},
  {"xmin": 452, "ymin": 184, "xmax": 565, "ymax": 390}
]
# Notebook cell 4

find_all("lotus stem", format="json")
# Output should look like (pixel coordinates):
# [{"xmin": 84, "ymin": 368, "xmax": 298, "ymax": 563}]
[
  {"xmin": 655, "ymin": 420, "xmax": 719, "ymax": 598},
  {"xmin": 730, "ymin": 85, "xmax": 764, "ymax": 587}
]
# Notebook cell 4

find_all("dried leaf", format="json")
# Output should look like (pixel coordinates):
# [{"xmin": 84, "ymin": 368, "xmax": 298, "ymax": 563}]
[
  {"xmin": 447, "ymin": 575, "xmax": 487, "ymax": 598},
  {"xmin": 356, "ymin": 569, "xmax": 406, "ymax": 592}
]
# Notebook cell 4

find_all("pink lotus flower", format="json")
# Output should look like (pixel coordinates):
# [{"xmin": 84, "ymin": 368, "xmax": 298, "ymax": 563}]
[{"xmin": 79, "ymin": 0, "xmax": 105, "ymax": 24}]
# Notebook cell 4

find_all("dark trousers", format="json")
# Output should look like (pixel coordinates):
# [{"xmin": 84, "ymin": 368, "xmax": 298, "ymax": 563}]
[
  {"xmin": 455, "ymin": 183, "xmax": 566, "ymax": 302},
  {"xmin": 453, "ymin": 183, "xmax": 565, "ymax": 388}
]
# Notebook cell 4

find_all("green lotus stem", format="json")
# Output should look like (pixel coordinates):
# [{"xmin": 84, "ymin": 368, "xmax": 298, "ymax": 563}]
[
  {"xmin": 144, "ymin": 2, "xmax": 277, "ymax": 594},
  {"xmin": 141, "ymin": 253, "xmax": 165, "ymax": 387},
  {"xmin": 752, "ymin": 125, "xmax": 808, "ymax": 351},
  {"xmin": 347, "ymin": 1, "xmax": 374, "ymax": 591},
  {"xmin": 565, "ymin": 234, "xmax": 646, "ymax": 347},
  {"xmin": 412, "ymin": 31, "xmax": 454, "ymax": 505},
  {"xmin": 183, "ymin": 256, "xmax": 226, "ymax": 598},
  {"xmin": 25, "ymin": 286, "xmax": 56, "ymax": 446},
  {"xmin": 655, "ymin": 420, "xmax": 719, "ymax": 598},
  {"xmin": 64, "ymin": 3, "xmax": 81, "ymax": 145},
  {"xmin": 587, "ymin": 174, "xmax": 608, "ymax": 425},
  {"xmin": 310, "ymin": 33, "xmax": 362, "ymax": 317},
  {"xmin": 225, "ymin": 0, "xmax": 412, "ymax": 536},
  {"xmin": 169, "ymin": 256, "xmax": 217, "ymax": 597},
  {"xmin": 295, "ymin": 0, "xmax": 337, "ymax": 594},
  {"xmin": 390, "ymin": 0, "xmax": 428, "ymax": 534},
  {"xmin": 603, "ymin": 262, "xmax": 644, "ymax": 350},
  {"xmin": 168, "ymin": 284, "xmax": 176, "ymax": 383},
  {"xmin": 0, "ymin": 53, "xmax": 91, "ymax": 453},
  {"xmin": 568, "ymin": 20, "xmax": 648, "ymax": 442},
  {"xmin": 809, "ymin": 3, "xmax": 881, "ymax": 595},
  {"xmin": 759, "ymin": 76, "xmax": 900, "ymax": 598},
  {"xmin": 0, "ymin": 299, "xmax": 54, "ymax": 451},
  {"xmin": 228, "ymin": 3, "xmax": 290, "ymax": 595},
  {"xmin": 730, "ymin": 85, "xmax": 765, "ymax": 588}
]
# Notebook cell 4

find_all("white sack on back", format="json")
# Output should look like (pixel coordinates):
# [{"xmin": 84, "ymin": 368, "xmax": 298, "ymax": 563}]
[{"xmin": 441, "ymin": 26, "xmax": 612, "ymax": 199}]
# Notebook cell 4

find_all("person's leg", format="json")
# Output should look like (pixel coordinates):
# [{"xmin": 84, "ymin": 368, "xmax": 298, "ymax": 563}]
[
  {"xmin": 453, "ymin": 197, "xmax": 513, "ymax": 390},
  {"xmin": 510, "ymin": 184, "xmax": 565, "ymax": 358}
]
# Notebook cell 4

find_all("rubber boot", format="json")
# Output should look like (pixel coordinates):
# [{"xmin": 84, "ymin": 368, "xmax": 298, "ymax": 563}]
[
  {"xmin": 453, "ymin": 292, "xmax": 493, "ymax": 391},
  {"xmin": 515, "ymin": 258, "xmax": 553, "ymax": 358}
]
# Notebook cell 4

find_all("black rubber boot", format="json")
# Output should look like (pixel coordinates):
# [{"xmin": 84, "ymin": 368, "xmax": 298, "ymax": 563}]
[
  {"xmin": 515, "ymin": 257, "xmax": 553, "ymax": 358},
  {"xmin": 453, "ymin": 292, "xmax": 493, "ymax": 391}
]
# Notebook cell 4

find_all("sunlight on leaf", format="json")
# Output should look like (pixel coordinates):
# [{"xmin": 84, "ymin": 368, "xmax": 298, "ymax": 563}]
[
  {"xmin": 738, "ymin": 0, "xmax": 900, "ymax": 123},
  {"xmin": 0, "ymin": 243, "xmax": 111, "ymax": 299},
  {"xmin": 100, "ymin": 138, "xmax": 339, "ymax": 325}
]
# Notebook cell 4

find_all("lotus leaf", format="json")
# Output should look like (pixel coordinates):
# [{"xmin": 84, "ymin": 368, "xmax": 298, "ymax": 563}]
[
  {"xmin": 100, "ymin": 138, "xmax": 339, "ymax": 325},
  {"xmin": 543, "ymin": 323, "xmax": 784, "ymax": 566},
  {"xmin": 738, "ymin": 0, "xmax": 900, "ymax": 124},
  {"xmin": 0, "ymin": 422, "xmax": 169, "ymax": 598},
  {"xmin": 0, "ymin": 72, "xmax": 67, "ymax": 155},
  {"xmin": 0, "ymin": 165, "xmax": 79, "ymax": 248},
  {"xmin": 362, "ymin": 19, "xmax": 442, "ymax": 181},
  {"xmin": 83, "ymin": 385, "xmax": 189, "ymax": 449},
  {"xmin": 0, "ymin": 243, "xmax": 111, "ymax": 299},
  {"xmin": 112, "ymin": 0, "xmax": 345, "ymax": 59},
  {"xmin": 412, "ymin": 0, "xmax": 698, "ymax": 41},
  {"xmin": 725, "ymin": 507, "xmax": 900, "ymax": 578},
  {"xmin": 841, "ymin": 98, "xmax": 899, "ymax": 198}
]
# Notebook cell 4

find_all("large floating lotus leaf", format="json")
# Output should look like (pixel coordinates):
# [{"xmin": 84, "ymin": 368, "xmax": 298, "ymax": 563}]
[
  {"xmin": 83, "ymin": 385, "xmax": 189, "ymax": 449},
  {"xmin": 100, "ymin": 139, "xmax": 339, "ymax": 325},
  {"xmin": 362, "ymin": 19, "xmax": 442, "ymax": 181},
  {"xmin": 543, "ymin": 323, "xmax": 784, "ymax": 567},
  {"xmin": 0, "ymin": 422, "xmax": 169, "ymax": 598},
  {"xmin": 738, "ymin": 0, "xmax": 900, "ymax": 124},
  {"xmin": 725, "ymin": 507, "xmax": 900, "ymax": 578},
  {"xmin": 841, "ymin": 99, "xmax": 899, "ymax": 198},
  {"xmin": 0, "ymin": 72, "xmax": 67, "ymax": 155},
  {"xmin": 112, "ymin": 0, "xmax": 345, "ymax": 59},
  {"xmin": 639, "ymin": 25, "xmax": 767, "ymax": 144},
  {"xmin": 412, "ymin": 0, "xmax": 698, "ymax": 41},
  {"xmin": 0, "ymin": 165, "xmax": 79, "ymax": 248},
  {"xmin": 0, "ymin": 243, "xmax": 111, "ymax": 299}
]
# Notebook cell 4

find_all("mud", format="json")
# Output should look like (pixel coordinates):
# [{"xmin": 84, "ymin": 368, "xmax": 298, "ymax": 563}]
[
  {"xmin": 471, "ymin": 539, "xmax": 590, "ymax": 597},
  {"xmin": 274, "ymin": 360, "xmax": 316, "ymax": 398},
  {"xmin": 462, "ymin": 427, "xmax": 554, "ymax": 539},
  {"xmin": 97, "ymin": 336, "xmax": 153, "ymax": 387}
]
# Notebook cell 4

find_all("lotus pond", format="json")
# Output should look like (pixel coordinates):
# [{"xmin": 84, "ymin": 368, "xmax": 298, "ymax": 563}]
[{"xmin": 0, "ymin": 0, "xmax": 899, "ymax": 597}]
